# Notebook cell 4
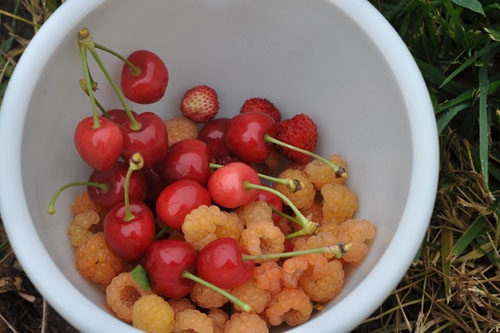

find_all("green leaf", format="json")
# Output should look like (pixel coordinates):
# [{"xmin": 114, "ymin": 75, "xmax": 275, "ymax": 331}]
[
  {"xmin": 478, "ymin": 55, "xmax": 491, "ymax": 191},
  {"xmin": 131, "ymin": 265, "xmax": 150, "ymax": 292},
  {"xmin": 451, "ymin": 0, "xmax": 485, "ymax": 16},
  {"xmin": 437, "ymin": 102, "xmax": 470, "ymax": 134},
  {"xmin": 450, "ymin": 217, "xmax": 487, "ymax": 261},
  {"xmin": 415, "ymin": 57, "xmax": 465, "ymax": 95},
  {"xmin": 484, "ymin": 28, "xmax": 500, "ymax": 42}
]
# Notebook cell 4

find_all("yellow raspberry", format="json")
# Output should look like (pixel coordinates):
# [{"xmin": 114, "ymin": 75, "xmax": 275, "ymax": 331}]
[
  {"xmin": 321, "ymin": 183, "xmax": 358, "ymax": 224},
  {"xmin": 231, "ymin": 279, "xmax": 271, "ymax": 314},
  {"xmin": 208, "ymin": 309, "xmax": 228, "ymax": 333},
  {"xmin": 168, "ymin": 298, "xmax": 196, "ymax": 314},
  {"xmin": 106, "ymin": 272, "xmax": 151, "ymax": 322},
  {"xmin": 68, "ymin": 210, "xmax": 100, "ymax": 248},
  {"xmin": 305, "ymin": 154, "xmax": 347, "ymax": 190},
  {"xmin": 265, "ymin": 288, "xmax": 313, "ymax": 326},
  {"xmin": 274, "ymin": 169, "xmax": 315, "ymax": 210},
  {"xmin": 165, "ymin": 116, "xmax": 198, "ymax": 146},
  {"xmin": 71, "ymin": 191, "xmax": 106, "ymax": 218},
  {"xmin": 190, "ymin": 282, "xmax": 229, "ymax": 309},
  {"xmin": 333, "ymin": 219, "xmax": 376, "ymax": 264},
  {"xmin": 252, "ymin": 149, "xmax": 282, "ymax": 176},
  {"xmin": 241, "ymin": 221, "xmax": 284, "ymax": 263},
  {"xmin": 133, "ymin": 294, "xmax": 175, "ymax": 333},
  {"xmin": 254, "ymin": 262, "xmax": 282, "ymax": 295},
  {"xmin": 173, "ymin": 309, "xmax": 214, "ymax": 333},
  {"xmin": 299, "ymin": 260, "xmax": 344, "ymax": 303},
  {"xmin": 224, "ymin": 312, "xmax": 269, "ymax": 333},
  {"xmin": 237, "ymin": 201, "xmax": 273, "ymax": 226}
]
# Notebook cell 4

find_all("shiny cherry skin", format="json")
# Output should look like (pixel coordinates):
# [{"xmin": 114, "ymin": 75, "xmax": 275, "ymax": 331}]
[
  {"xmin": 196, "ymin": 238, "xmax": 254, "ymax": 289},
  {"xmin": 207, "ymin": 162, "xmax": 261, "ymax": 209},
  {"xmin": 139, "ymin": 164, "xmax": 168, "ymax": 206},
  {"xmin": 144, "ymin": 240, "xmax": 197, "ymax": 298},
  {"xmin": 107, "ymin": 109, "xmax": 138, "ymax": 127},
  {"xmin": 198, "ymin": 118, "xmax": 230, "ymax": 159},
  {"xmin": 103, "ymin": 201, "xmax": 155, "ymax": 262},
  {"xmin": 224, "ymin": 112, "xmax": 278, "ymax": 164},
  {"xmin": 121, "ymin": 50, "xmax": 168, "ymax": 104},
  {"xmin": 121, "ymin": 112, "xmax": 168, "ymax": 168},
  {"xmin": 156, "ymin": 180, "xmax": 211, "ymax": 230},
  {"xmin": 87, "ymin": 162, "xmax": 147, "ymax": 209},
  {"xmin": 74, "ymin": 116, "xmax": 123, "ymax": 171},
  {"xmin": 256, "ymin": 186, "xmax": 283, "ymax": 224},
  {"xmin": 161, "ymin": 139, "xmax": 212, "ymax": 186}
]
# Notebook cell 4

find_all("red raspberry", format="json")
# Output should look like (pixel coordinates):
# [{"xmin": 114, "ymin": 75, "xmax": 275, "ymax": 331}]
[
  {"xmin": 275, "ymin": 114, "xmax": 318, "ymax": 163},
  {"xmin": 214, "ymin": 155, "xmax": 240, "ymax": 166},
  {"xmin": 240, "ymin": 97, "xmax": 281, "ymax": 123},
  {"xmin": 181, "ymin": 85, "xmax": 219, "ymax": 123}
]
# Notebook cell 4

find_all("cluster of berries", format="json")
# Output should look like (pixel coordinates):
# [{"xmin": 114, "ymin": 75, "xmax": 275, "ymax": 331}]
[{"xmin": 49, "ymin": 28, "xmax": 377, "ymax": 333}]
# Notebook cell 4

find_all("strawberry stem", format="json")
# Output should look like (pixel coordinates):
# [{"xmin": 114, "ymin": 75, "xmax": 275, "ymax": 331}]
[
  {"xmin": 210, "ymin": 163, "xmax": 302, "ymax": 192},
  {"xmin": 264, "ymin": 133, "xmax": 348, "ymax": 179},
  {"xmin": 242, "ymin": 243, "xmax": 349, "ymax": 261},
  {"xmin": 243, "ymin": 181, "xmax": 318, "ymax": 238},
  {"xmin": 181, "ymin": 271, "xmax": 251, "ymax": 312},
  {"xmin": 47, "ymin": 181, "xmax": 109, "ymax": 215},
  {"xmin": 94, "ymin": 43, "xmax": 142, "ymax": 75},
  {"xmin": 124, "ymin": 153, "xmax": 145, "ymax": 222},
  {"xmin": 79, "ymin": 79, "xmax": 112, "ymax": 121}
]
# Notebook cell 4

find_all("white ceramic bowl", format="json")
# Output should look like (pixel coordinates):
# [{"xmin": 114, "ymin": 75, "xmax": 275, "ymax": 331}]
[{"xmin": 0, "ymin": 0, "xmax": 438, "ymax": 332}]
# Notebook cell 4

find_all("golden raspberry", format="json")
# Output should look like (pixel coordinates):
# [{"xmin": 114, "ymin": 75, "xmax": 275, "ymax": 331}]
[
  {"xmin": 231, "ymin": 279, "xmax": 271, "ymax": 314},
  {"xmin": 182, "ymin": 205, "xmax": 243, "ymax": 250},
  {"xmin": 265, "ymin": 288, "xmax": 313, "ymax": 326},
  {"xmin": 168, "ymin": 298, "xmax": 196, "ymax": 314},
  {"xmin": 224, "ymin": 312, "xmax": 268, "ymax": 333},
  {"xmin": 299, "ymin": 260, "xmax": 344, "ymax": 303},
  {"xmin": 321, "ymin": 183, "xmax": 358, "ymax": 224},
  {"xmin": 106, "ymin": 272, "xmax": 151, "ymax": 322},
  {"xmin": 300, "ymin": 201, "xmax": 323, "ymax": 225},
  {"xmin": 333, "ymin": 219, "xmax": 376, "ymax": 264},
  {"xmin": 274, "ymin": 169, "xmax": 315, "ymax": 210},
  {"xmin": 208, "ymin": 309, "xmax": 228, "ymax": 333},
  {"xmin": 173, "ymin": 309, "xmax": 214, "ymax": 333},
  {"xmin": 68, "ymin": 210, "xmax": 100, "ymax": 248},
  {"xmin": 274, "ymin": 217, "xmax": 291, "ymax": 235},
  {"xmin": 133, "ymin": 294, "xmax": 175, "ymax": 333},
  {"xmin": 240, "ymin": 221, "xmax": 284, "ymax": 263},
  {"xmin": 252, "ymin": 149, "xmax": 282, "ymax": 176},
  {"xmin": 305, "ymin": 154, "xmax": 347, "ymax": 190},
  {"xmin": 71, "ymin": 191, "xmax": 106, "ymax": 218},
  {"xmin": 254, "ymin": 262, "xmax": 282, "ymax": 295},
  {"xmin": 165, "ymin": 116, "xmax": 198, "ymax": 146},
  {"xmin": 190, "ymin": 282, "xmax": 228, "ymax": 309},
  {"xmin": 75, "ymin": 232, "xmax": 122, "ymax": 284},
  {"xmin": 237, "ymin": 201, "xmax": 273, "ymax": 226}
]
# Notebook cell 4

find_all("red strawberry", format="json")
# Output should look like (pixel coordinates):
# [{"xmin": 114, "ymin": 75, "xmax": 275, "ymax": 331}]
[
  {"xmin": 275, "ymin": 114, "xmax": 318, "ymax": 163},
  {"xmin": 181, "ymin": 85, "xmax": 219, "ymax": 123},
  {"xmin": 240, "ymin": 97, "xmax": 281, "ymax": 122}
]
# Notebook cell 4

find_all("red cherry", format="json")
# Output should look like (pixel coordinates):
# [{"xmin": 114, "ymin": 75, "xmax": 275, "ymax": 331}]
[
  {"xmin": 139, "ymin": 164, "xmax": 168, "ymax": 205},
  {"xmin": 107, "ymin": 109, "xmax": 138, "ymax": 127},
  {"xmin": 103, "ymin": 201, "xmax": 155, "ymax": 262},
  {"xmin": 161, "ymin": 139, "xmax": 212, "ymax": 186},
  {"xmin": 121, "ymin": 50, "xmax": 168, "ymax": 104},
  {"xmin": 74, "ymin": 116, "xmax": 123, "ymax": 171},
  {"xmin": 207, "ymin": 162, "xmax": 261, "ymax": 209},
  {"xmin": 121, "ymin": 112, "xmax": 168, "ymax": 168},
  {"xmin": 144, "ymin": 240, "xmax": 197, "ymax": 298},
  {"xmin": 224, "ymin": 112, "xmax": 277, "ymax": 163},
  {"xmin": 197, "ymin": 118, "xmax": 230, "ymax": 159},
  {"xmin": 156, "ymin": 180, "xmax": 211, "ymax": 230},
  {"xmin": 87, "ymin": 162, "xmax": 147, "ymax": 209},
  {"xmin": 256, "ymin": 186, "xmax": 283, "ymax": 224},
  {"xmin": 196, "ymin": 238, "xmax": 254, "ymax": 289}
]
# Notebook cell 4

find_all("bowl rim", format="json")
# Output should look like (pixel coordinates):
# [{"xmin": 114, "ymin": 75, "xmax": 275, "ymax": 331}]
[{"xmin": 0, "ymin": 0, "xmax": 439, "ymax": 332}]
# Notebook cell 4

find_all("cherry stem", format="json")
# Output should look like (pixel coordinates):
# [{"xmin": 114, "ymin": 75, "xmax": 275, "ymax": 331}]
[
  {"xmin": 94, "ymin": 43, "xmax": 142, "ymax": 75},
  {"xmin": 124, "ymin": 153, "xmax": 145, "ymax": 222},
  {"xmin": 87, "ymin": 47, "xmax": 142, "ymax": 131},
  {"xmin": 210, "ymin": 163, "xmax": 301, "ymax": 192},
  {"xmin": 243, "ymin": 181, "xmax": 318, "ymax": 238},
  {"xmin": 181, "ymin": 271, "xmax": 251, "ymax": 312},
  {"xmin": 264, "ymin": 133, "xmax": 348, "ymax": 179},
  {"xmin": 154, "ymin": 226, "xmax": 168, "ymax": 241},
  {"xmin": 242, "ymin": 243, "xmax": 350, "ymax": 261},
  {"xmin": 79, "ymin": 45, "xmax": 100, "ymax": 129},
  {"xmin": 79, "ymin": 79, "xmax": 112, "ymax": 121},
  {"xmin": 269, "ymin": 204, "xmax": 302, "ymax": 225},
  {"xmin": 47, "ymin": 181, "xmax": 109, "ymax": 215}
]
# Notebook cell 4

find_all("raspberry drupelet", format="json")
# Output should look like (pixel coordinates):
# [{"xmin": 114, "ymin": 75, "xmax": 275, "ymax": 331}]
[
  {"xmin": 240, "ymin": 221, "xmax": 285, "ymax": 263},
  {"xmin": 305, "ymin": 154, "xmax": 347, "ymax": 190},
  {"xmin": 182, "ymin": 205, "xmax": 243, "ymax": 250},
  {"xmin": 265, "ymin": 288, "xmax": 313, "ymax": 326},
  {"xmin": 321, "ymin": 183, "xmax": 358, "ymax": 224},
  {"xmin": 164, "ymin": 116, "xmax": 198, "ymax": 146},
  {"xmin": 133, "ymin": 294, "xmax": 175, "ymax": 333},
  {"xmin": 207, "ymin": 309, "xmax": 229, "ymax": 333},
  {"xmin": 274, "ymin": 169, "xmax": 315, "ymax": 210},
  {"xmin": 168, "ymin": 298, "xmax": 196, "ymax": 314},
  {"xmin": 173, "ymin": 309, "xmax": 214, "ymax": 333},
  {"xmin": 299, "ymin": 260, "xmax": 344, "ymax": 303},
  {"xmin": 68, "ymin": 210, "xmax": 100, "ymax": 247},
  {"xmin": 106, "ymin": 272, "xmax": 151, "ymax": 322},
  {"xmin": 190, "ymin": 282, "xmax": 229, "ymax": 309},
  {"xmin": 333, "ymin": 219, "xmax": 376, "ymax": 264},
  {"xmin": 254, "ymin": 262, "xmax": 283, "ymax": 295},
  {"xmin": 231, "ymin": 278, "xmax": 271, "ymax": 314},
  {"xmin": 224, "ymin": 312, "xmax": 269, "ymax": 333},
  {"xmin": 299, "ymin": 201, "xmax": 323, "ymax": 226},
  {"xmin": 71, "ymin": 191, "xmax": 106, "ymax": 218},
  {"xmin": 75, "ymin": 232, "xmax": 122, "ymax": 284},
  {"xmin": 237, "ymin": 201, "xmax": 273, "ymax": 226}
]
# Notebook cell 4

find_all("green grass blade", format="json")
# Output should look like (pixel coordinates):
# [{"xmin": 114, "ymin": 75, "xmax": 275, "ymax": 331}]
[
  {"xmin": 437, "ymin": 102, "xmax": 470, "ymax": 134},
  {"xmin": 449, "ymin": 217, "xmax": 487, "ymax": 261},
  {"xmin": 415, "ymin": 57, "xmax": 466, "ymax": 95},
  {"xmin": 451, "ymin": 0, "xmax": 485, "ymax": 16},
  {"xmin": 478, "ymin": 57, "xmax": 491, "ymax": 191},
  {"xmin": 484, "ymin": 28, "xmax": 500, "ymax": 42},
  {"xmin": 442, "ymin": 0, "xmax": 467, "ymax": 47},
  {"xmin": 441, "ymin": 228, "xmax": 454, "ymax": 300},
  {"xmin": 436, "ymin": 79, "xmax": 500, "ymax": 114}
]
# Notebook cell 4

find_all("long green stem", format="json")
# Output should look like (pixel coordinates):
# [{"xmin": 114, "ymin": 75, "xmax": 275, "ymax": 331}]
[
  {"xmin": 155, "ymin": 226, "xmax": 168, "ymax": 241},
  {"xmin": 181, "ymin": 271, "xmax": 251, "ymax": 312},
  {"xmin": 124, "ymin": 153, "xmax": 145, "ymax": 222},
  {"xmin": 87, "ymin": 47, "xmax": 142, "ymax": 130},
  {"xmin": 94, "ymin": 43, "xmax": 141, "ymax": 75},
  {"xmin": 269, "ymin": 204, "xmax": 302, "ymax": 225},
  {"xmin": 264, "ymin": 133, "xmax": 348, "ymax": 179},
  {"xmin": 79, "ymin": 79, "xmax": 112, "ymax": 120},
  {"xmin": 79, "ymin": 45, "xmax": 100, "ymax": 129},
  {"xmin": 47, "ymin": 181, "xmax": 109, "ymax": 214},
  {"xmin": 242, "ymin": 243, "xmax": 349, "ymax": 261},
  {"xmin": 210, "ymin": 163, "xmax": 301, "ymax": 192}
]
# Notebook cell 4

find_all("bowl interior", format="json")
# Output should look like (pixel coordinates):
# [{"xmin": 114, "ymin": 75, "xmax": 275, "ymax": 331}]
[{"xmin": 18, "ymin": 0, "xmax": 414, "ymax": 331}]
